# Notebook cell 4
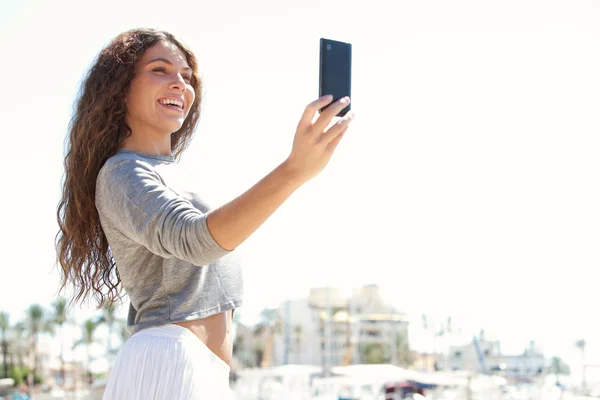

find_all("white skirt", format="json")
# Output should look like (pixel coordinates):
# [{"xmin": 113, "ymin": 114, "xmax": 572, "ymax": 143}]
[{"xmin": 102, "ymin": 323, "xmax": 234, "ymax": 399}]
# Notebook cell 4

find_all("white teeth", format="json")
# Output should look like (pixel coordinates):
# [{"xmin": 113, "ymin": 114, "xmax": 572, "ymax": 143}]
[{"xmin": 159, "ymin": 99, "xmax": 183, "ymax": 108}]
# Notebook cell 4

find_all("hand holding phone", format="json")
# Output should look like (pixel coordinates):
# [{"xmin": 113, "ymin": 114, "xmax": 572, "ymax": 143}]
[
  {"xmin": 286, "ymin": 95, "xmax": 353, "ymax": 183},
  {"xmin": 281, "ymin": 38, "xmax": 354, "ymax": 184},
  {"xmin": 319, "ymin": 38, "xmax": 352, "ymax": 117}
]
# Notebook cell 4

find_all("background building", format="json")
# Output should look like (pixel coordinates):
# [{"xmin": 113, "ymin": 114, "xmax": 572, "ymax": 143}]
[
  {"xmin": 440, "ymin": 335, "xmax": 545, "ymax": 382},
  {"xmin": 266, "ymin": 284, "xmax": 410, "ymax": 371}
]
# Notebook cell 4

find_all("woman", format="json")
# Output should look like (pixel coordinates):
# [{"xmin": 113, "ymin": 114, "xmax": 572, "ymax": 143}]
[{"xmin": 56, "ymin": 28, "xmax": 353, "ymax": 399}]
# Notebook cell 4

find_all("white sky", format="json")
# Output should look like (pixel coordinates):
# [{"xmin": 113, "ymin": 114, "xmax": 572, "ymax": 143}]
[{"xmin": 1, "ymin": 0, "xmax": 599, "ymax": 377}]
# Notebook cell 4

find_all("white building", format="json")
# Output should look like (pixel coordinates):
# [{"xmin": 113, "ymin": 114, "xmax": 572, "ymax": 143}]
[
  {"xmin": 441, "ymin": 337, "xmax": 545, "ymax": 381},
  {"xmin": 270, "ymin": 285, "xmax": 409, "ymax": 369}
]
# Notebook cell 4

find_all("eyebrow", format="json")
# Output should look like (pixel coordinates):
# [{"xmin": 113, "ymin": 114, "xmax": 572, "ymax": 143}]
[{"xmin": 146, "ymin": 57, "xmax": 192, "ymax": 71}]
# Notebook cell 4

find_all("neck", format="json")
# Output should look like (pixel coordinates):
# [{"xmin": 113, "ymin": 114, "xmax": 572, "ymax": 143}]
[{"xmin": 121, "ymin": 128, "xmax": 172, "ymax": 157}]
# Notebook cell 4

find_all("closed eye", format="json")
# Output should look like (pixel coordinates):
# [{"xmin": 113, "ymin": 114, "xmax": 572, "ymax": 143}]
[{"xmin": 152, "ymin": 67, "xmax": 167, "ymax": 74}]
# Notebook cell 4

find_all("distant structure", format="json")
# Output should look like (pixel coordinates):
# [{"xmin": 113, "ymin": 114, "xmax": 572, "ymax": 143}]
[
  {"xmin": 266, "ymin": 284, "xmax": 409, "ymax": 371},
  {"xmin": 439, "ymin": 336, "xmax": 545, "ymax": 382}
]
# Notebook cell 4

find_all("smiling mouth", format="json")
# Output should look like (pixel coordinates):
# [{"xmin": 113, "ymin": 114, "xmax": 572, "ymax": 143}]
[{"xmin": 158, "ymin": 99, "xmax": 184, "ymax": 111}]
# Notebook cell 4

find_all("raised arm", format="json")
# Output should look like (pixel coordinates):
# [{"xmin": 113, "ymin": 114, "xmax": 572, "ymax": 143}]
[{"xmin": 206, "ymin": 95, "xmax": 353, "ymax": 251}]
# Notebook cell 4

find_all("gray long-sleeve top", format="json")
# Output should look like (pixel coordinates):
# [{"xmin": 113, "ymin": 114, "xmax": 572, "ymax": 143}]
[{"xmin": 95, "ymin": 149, "xmax": 243, "ymax": 334}]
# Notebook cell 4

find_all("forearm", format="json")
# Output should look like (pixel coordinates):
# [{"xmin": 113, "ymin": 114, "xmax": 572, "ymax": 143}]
[{"xmin": 206, "ymin": 160, "xmax": 304, "ymax": 251}]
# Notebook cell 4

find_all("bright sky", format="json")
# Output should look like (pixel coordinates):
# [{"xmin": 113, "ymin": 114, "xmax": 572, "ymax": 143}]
[{"xmin": 1, "ymin": 0, "xmax": 599, "ymax": 378}]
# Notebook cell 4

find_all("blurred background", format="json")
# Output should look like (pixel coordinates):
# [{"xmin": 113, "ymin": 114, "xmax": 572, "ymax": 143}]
[{"xmin": 1, "ymin": 0, "xmax": 599, "ymax": 399}]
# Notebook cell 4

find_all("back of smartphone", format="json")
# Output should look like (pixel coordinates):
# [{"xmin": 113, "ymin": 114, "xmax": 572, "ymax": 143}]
[{"xmin": 319, "ymin": 38, "xmax": 352, "ymax": 117}]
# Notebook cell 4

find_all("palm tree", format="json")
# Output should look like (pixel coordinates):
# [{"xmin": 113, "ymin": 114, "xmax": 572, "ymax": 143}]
[
  {"xmin": 73, "ymin": 319, "xmax": 100, "ymax": 386},
  {"xmin": 259, "ymin": 308, "xmax": 278, "ymax": 327},
  {"xmin": 551, "ymin": 356, "xmax": 570, "ymax": 375},
  {"xmin": 10, "ymin": 321, "xmax": 28, "ymax": 370},
  {"xmin": 0, "ymin": 311, "xmax": 9, "ymax": 378},
  {"xmin": 575, "ymin": 339, "xmax": 586, "ymax": 392},
  {"xmin": 97, "ymin": 302, "xmax": 118, "ymax": 360},
  {"xmin": 51, "ymin": 297, "xmax": 68, "ymax": 386},
  {"xmin": 23, "ymin": 304, "xmax": 53, "ymax": 387},
  {"xmin": 395, "ymin": 330, "xmax": 412, "ymax": 367},
  {"xmin": 365, "ymin": 343, "xmax": 387, "ymax": 364},
  {"xmin": 258, "ymin": 308, "xmax": 280, "ymax": 368}
]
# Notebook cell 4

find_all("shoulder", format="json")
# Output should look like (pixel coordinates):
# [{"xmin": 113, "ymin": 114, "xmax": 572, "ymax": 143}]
[
  {"xmin": 98, "ymin": 152, "xmax": 164, "ymax": 188},
  {"xmin": 96, "ymin": 153, "xmax": 170, "ymax": 211}
]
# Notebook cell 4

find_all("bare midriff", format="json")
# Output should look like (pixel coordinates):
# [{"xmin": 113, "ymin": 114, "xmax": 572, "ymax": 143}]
[{"xmin": 173, "ymin": 309, "xmax": 235, "ymax": 365}]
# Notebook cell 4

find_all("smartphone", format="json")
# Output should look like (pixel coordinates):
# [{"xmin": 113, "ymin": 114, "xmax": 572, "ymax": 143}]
[{"xmin": 319, "ymin": 38, "xmax": 352, "ymax": 117}]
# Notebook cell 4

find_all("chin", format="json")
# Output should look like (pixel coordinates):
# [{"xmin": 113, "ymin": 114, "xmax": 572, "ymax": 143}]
[{"xmin": 162, "ymin": 122, "xmax": 185, "ymax": 134}]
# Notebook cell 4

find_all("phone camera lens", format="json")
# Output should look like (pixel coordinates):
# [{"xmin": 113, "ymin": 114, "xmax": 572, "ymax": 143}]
[{"xmin": 327, "ymin": 44, "xmax": 332, "ymax": 50}]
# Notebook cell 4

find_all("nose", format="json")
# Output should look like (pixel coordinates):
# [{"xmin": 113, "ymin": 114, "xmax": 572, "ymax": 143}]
[{"xmin": 168, "ymin": 74, "xmax": 187, "ymax": 92}]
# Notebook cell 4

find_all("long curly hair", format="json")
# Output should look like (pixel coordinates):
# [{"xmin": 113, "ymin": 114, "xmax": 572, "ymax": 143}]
[{"xmin": 56, "ymin": 28, "xmax": 202, "ymax": 308}]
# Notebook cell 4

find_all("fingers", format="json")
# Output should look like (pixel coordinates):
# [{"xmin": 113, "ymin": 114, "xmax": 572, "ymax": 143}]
[
  {"xmin": 320, "ymin": 112, "xmax": 353, "ymax": 146},
  {"xmin": 326, "ymin": 125, "xmax": 348, "ymax": 153},
  {"xmin": 312, "ymin": 96, "xmax": 351, "ymax": 133},
  {"xmin": 297, "ymin": 95, "xmax": 334, "ymax": 131}
]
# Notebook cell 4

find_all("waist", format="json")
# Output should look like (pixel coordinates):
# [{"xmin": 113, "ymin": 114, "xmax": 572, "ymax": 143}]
[{"xmin": 173, "ymin": 309, "xmax": 235, "ymax": 366}]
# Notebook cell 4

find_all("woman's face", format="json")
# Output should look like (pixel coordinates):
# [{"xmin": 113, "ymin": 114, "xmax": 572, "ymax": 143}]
[{"xmin": 125, "ymin": 40, "xmax": 196, "ymax": 137}]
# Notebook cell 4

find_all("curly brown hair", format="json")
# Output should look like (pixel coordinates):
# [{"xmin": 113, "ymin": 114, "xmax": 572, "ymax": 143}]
[{"xmin": 56, "ymin": 28, "xmax": 202, "ymax": 308}]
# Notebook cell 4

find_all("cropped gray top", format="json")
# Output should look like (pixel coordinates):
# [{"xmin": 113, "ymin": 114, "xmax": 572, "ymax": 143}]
[{"xmin": 95, "ymin": 149, "xmax": 243, "ymax": 334}]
